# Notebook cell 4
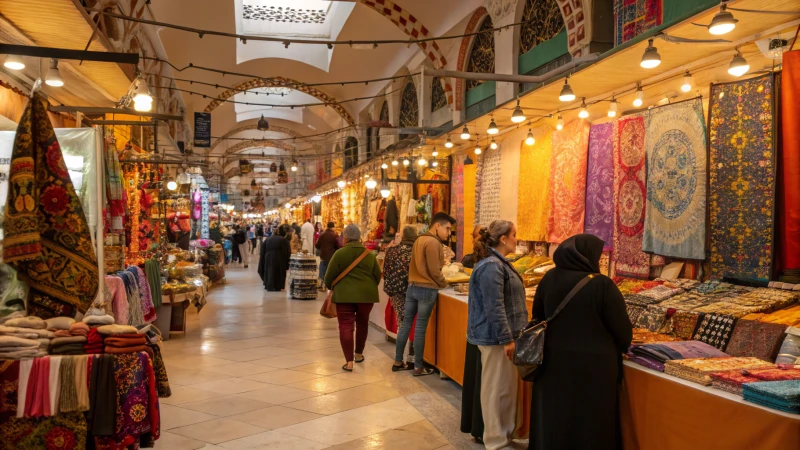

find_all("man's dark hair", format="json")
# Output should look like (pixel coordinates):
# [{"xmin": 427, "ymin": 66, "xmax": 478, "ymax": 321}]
[
  {"xmin": 432, "ymin": 212, "xmax": 456, "ymax": 226},
  {"xmin": 327, "ymin": 222, "xmax": 335, "ymax": 229}
]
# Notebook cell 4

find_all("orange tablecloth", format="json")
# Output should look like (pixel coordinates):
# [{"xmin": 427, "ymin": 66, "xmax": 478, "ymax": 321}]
[{"xmin": 621, "ymin": 362, "xmax": 800, "ymax": 450}]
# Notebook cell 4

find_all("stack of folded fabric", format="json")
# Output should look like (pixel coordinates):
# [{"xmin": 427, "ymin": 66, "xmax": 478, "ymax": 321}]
[
  {"xmin": 69, "ymin": 322, "xmax": 89, "ymax": 338},
  {"xmin": 664, "ymin": 357, "xmax": 774, "ymax": 386},
  {"xmin": 84, "ymin": 327, "xmax": 104, "ymax": 354},
  {"xmin": 746, "ymin": 366, "xmax": 800, "ymax": 382},
  {"xmin": 81, "ymin": 308, "xmax": 116, "ymax": 327},
  {"xmin": 0, "ymin": 335, "xmax": 42, "ymax": 359},
  {"xmin": 104, "ymin": 333, "xmax": 148, "ymax": 355},
  {"xmin": 0, "ymin": 316, "xmax": 54, "ymax": 357},
  {"xmin": 776, "ymin": 327, "xmax": 800, "ymax": 364},
  {"xmin": 628, "ymin": 340, "xmax": 729, "ymax": 372},
  {"xmin": 710, "ymin": 370, "xmax": 760, "ymax": 395},
  {"xmin": 631, "ymin": 328, "xmax": 681, "ymax": 344},
  {"xmin": 49, "ymin": 335, "xmax": 87, "ymax": 355},
  {"xmin": 742, "ymin": 380, "xmax": 800, "ymax": 413},
  {"xmin": 725, "ymin": 319, "xmax": 788, "ymax": 361}
]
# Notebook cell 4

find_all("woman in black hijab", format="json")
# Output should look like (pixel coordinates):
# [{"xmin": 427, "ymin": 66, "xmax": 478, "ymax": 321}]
[
  {"xmin": 528, "ymin": 234, "xmax": 632, "ymax": 450},
  {"xmin": 258, "ymin": 225, "xmax": 292, "ymax": 291}
]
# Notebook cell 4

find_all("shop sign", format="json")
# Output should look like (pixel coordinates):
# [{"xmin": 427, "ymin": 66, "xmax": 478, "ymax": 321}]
[{"xmin": 194, "ymin": 112, "xmax": 211, "ymax": 148}]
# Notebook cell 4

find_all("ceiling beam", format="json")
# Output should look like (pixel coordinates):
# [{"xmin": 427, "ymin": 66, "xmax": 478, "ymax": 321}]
[
  {"xmin": 48, "ymin": 106, "xmax": 183, "ymax": 121},
  {"xmin": 0, "ymin": 44, "xmax": 139, "ymax": 65}
]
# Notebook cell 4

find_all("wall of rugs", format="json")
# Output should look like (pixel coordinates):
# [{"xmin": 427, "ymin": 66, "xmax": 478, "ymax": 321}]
[{"xmin": 455, "ymin": 73, "xmax": 792, "ymax": 285}]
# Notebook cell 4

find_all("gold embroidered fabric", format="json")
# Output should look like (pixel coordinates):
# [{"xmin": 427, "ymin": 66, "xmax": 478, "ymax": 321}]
[{"xmin": 517, "ymin": 131, "xmax": 553, "ymax": 241}]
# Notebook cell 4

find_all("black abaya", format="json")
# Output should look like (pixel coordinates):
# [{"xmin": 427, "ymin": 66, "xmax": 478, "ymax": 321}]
[
  {"xmin": 460, "ymin": 342, "xmax": 484, "ymax": 441},
  {"xmin": 258, "ymin": 235, "xmax": 291, "ymax": 291},
  {"xmin": 529, "ymin": 234, "xmax": 632, "ymax": 450}
]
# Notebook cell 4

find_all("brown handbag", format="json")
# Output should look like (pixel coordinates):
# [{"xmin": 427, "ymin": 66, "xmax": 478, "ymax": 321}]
[{"xmin": 320, "ymin": 249, "xmax": 372, "ymax": 318}]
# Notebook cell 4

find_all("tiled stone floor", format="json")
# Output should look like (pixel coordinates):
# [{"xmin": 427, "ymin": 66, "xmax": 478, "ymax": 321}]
[{"xmin": 156, "ymin": 263, "xmax": 477, "ymax": 449}]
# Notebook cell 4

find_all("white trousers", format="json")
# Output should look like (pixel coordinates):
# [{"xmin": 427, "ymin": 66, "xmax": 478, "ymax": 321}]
[
  {"xmin": 238, "ymin": 243, "xmax": 250, "ymax": 266},
  {"xmin": 478, "ymin": 344, "xmax": 520, "ymax": 450}
]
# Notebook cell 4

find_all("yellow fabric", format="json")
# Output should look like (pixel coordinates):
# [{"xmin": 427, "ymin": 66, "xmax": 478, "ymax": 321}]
[
  {"xmin": 463, "ymin": 163, "xmax": 477, "ymax": 257},
  {"xmin": 517, "ymin": 131, "xmax": 553, "ymax": 241}
]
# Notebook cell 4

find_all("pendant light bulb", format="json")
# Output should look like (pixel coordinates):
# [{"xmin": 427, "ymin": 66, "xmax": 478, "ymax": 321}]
[
  {"xmin": 578, "ymin": 99, "xmax": 589, "ymax": 119},
  {"xmin": 381, "ymin": 161, "xmax": 388, "ymax": 169},
  {"xmin": 728, "ymin": 53, "xmax": 750, "ymax": 77},
  {"xmin": 556, "ymin": 115, "xmax": 564, "ymax": 131},
  {"xmin": 391, "ymin": 158, "xmax": 399, "ymax": 166},
  {"xmin": 285, "ymin": 203, "xmax": 291, "ymax": 209},
  {"xmin": 681, "ymin": 71, "xmax": 693, "ymax": 92},
  {"xmin": 432, "ymin": 160, "xmax": 439, "ymax": 167},
  {"xmin": 511, "ymin": 100, "xmax": 526, "ymax": 123},
  {"xmin": 608, "ymin": 99, "xmax": 618, "ymax": 118},
  {"xmin": 337, "ymin": 180, "xmax": 346, "ymax": 188},
  {"xmin": 487, "ymin": 118, "xmax": 498, "ymax": 135},
  {"xmin": 708, "ymin": 4, "xmax": 737, "ymax": 36},
  {"xmin": 45, "ymin": 59, "xmax": 64, "ymax": 87},
  {"xmin": 490, "ymin": 138, "xmax": 498, "ymax": 150},
  {"xmin": 3, "ymin": 54, "xmax": 24, "ymax": 70},
  {"xmin": 380, "ymin": 183, "xmax": 391, "ymax": 198},
  {"xmin": 418, "ymin": 157, "xmax": 427, "ymax": 166},
  {"xmin": 403, "ymin": 158, "xmax": 410, "ymax": 166},
  {"xmin": 365, "ymin": 178, "xmax": 377, "ymax": 190},
  {"xmin": 445, "ymin": 136, "xmax": 453, "ymax": 148},
  {"xmin": 474, "ymin": 147, "xmax": 482, "ymax": 155},
  {"xmin": 431, "ymin": 147, "xmax": 438, "ymax": 157},
  {"xmin": 460, "ymin": 126, "xmax": 471, "ymax": 140},
  {"xmin": 132, "ymin": 76, "xmax": 153, "ymax": 112},
  {"xmin": 559, "ymin": 77, "xmax": 576, "ymax": 102},
  {"xmin": 525, "ymin": 130, "xmax": 535, "ymax": 146},
  {"xmin": 633, "ymin": 87, "xmax": 644, "ymax": 107},
  {"xmin": 167, "ymin": 179, "xmax": 178, "ymax": 191},
  {"xmin": 291, "ymin": 160, "xmax": 298, "ymax": 172},
  {"xmin": 640, "ymin": 39, "xmax": 661, "ymax": 69}
]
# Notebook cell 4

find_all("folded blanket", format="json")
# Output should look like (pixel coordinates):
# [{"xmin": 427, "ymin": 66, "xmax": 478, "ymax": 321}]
[
  {"xmin": 54, "ymin": 330, "xmax": 72, "ymax": 337},
  {"xmin": 0, "ymin": 335, "xmax": 40, "ymax": 347},
  {"xmin": 103, "ymin": 336, "xmax": 146, "ymax": 347},
  {"xmin": 0, "ymin": 348, "xmax": 40, "ymax": 359},
  {"xmin": 665, "ymin": 357, "xmax": 774, "ymax": 385},
  {"xmin": 104, "ymin": 345, "xmax": 148, "ymax": 354},
  {"xmin": 50, "ymin": 343, "xmax": 86, "ymax": 355},
  {"xmin": 50, "ymin": 336, "xmax": 87, "ymax": 346},
  {"xmin": 0, "ymin": 326, "xmax": 55, "ymax": 338},
  {"xmin": 5, "ymin": 316, "xmax": 45, "ymax": 329},
  {"xmin": 96, "ymin": 324, "xmax": 138, "ymax": 335},
  {"xmin": 69, "ymin": 322, "xmax": 90, "ymax": 334},
  {"xmin": 82, "ymin": 315, "xmax": 115, "ymax": 326},
  {"xmin": 45, "ymin": 317, "xmax": 75, "ymax": 331},
  {"xmin": 0, "ymin": 331, "xmax": 39, "ymax": 339},
  {"xmin": 743, "ymin": 380, "xmax": 800, "ymax": 413},
  {"xmin": 69, "ymin": 329, "xmax": 88, "ymax": 337},
  {"xmin": 710, "ymin": 370, "xmax": 759, "ymax": 395},
  {"xmin": 725, "ymin": 320, "xmax": 788, "ymax": 361},
  {"xmin": 745, "ymin": 366, "xmax": 800, "ymax": 382},
  {"xmin": 630, "ymin": 341, "xmax": 729, "ymax": 364},
  {"xmin": 36, "ymin": 338, "xmax": 50, "ymax": 347}
]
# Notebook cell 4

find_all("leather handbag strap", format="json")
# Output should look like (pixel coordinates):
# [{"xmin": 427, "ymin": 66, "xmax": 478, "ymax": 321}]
[
  {"xmin": 545, "ymin": 274, "xmax": 595, "ymax": 323},
  {"xmin": 331, "ymin": 249, "xmax": 371, "ymax": 289}
]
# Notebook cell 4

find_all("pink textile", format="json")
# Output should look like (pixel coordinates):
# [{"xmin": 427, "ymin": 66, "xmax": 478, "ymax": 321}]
[
  {"xmin": 584, "ymin": 122, "xmax": 615, "ymax": 250},
  {"xmin": 25, "ymin": 356, "xmax": 51, "ymax": 417},
  {"xmin": 613, "ymin": 116, "xmax": 650, "ymax": 278},
  {"xmin": 547, "ymin": 119, "xmax": 590, "ymax": 243},
  {"xmin": 105, "ymin": 275, "xmax": 128, "ymax": 324}
]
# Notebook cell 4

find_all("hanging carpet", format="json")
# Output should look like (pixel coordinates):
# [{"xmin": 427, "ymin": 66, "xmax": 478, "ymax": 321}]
[
  {"xmin": 478, "ymin": 146, "xmax": 501, "ymax": 227},
  {"xmin": 612, "ymin": 115, "xmax": 650, "ymax": 278},
  {"xmin": 708, "ymin": 74, "xmax": 776, "ymax": 283},
  {"xmin": 779, "ymin": 49, "xmax": 800, "ymax": 272},
  {"xmin": 547, "ymin": 119, "xmax": 590, "ymax": 243},
  {"xmin": 584, "ymin": 123, "xmax": 615, "ymax": 250},
  {"xmin": 614, "ymin": 0, "xmax": 663, "ymax": 47},
  {"xmin": 451, "ymin": 155, "xmax": 465, "ymax": 260},
  {"xmin": 642, "ymin": 98, "xmax": 707, "ymax": 260},
  {"xmin": 2, "ymin": 96, "xmax": 98, "ymax": 318},
  {"xmin": 517, "ymin": 130, "xmax": 552, "ymax": 242}
]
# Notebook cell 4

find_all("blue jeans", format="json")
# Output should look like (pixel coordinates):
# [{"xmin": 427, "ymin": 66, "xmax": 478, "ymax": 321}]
[
  {"xmin": 319, "ymin": 260, "xmax": 329, "ymax": 280},
  {"xmin": 395, "ymin": 284, "xmax": 438, "ymax": 369}
]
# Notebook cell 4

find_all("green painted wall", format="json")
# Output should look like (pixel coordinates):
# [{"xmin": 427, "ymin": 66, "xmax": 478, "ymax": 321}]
[
  {"xmin": 518, "ymin": 28, "xmax": 568, "ymax": 75},
  {"xmin": 466, "ymin": 80, "xmax": 496, "ymax": 108}
]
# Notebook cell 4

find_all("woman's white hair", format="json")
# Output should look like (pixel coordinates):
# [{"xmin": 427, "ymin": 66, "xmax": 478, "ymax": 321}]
[{"xmin": 342, "ymin": 224, "xmax": 361, "ymax": 242}]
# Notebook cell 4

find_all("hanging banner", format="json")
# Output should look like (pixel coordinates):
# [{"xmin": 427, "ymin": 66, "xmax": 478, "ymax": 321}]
[{"xmin": 194, "ymin": 112, "xmax": 211, "ymax": 148}]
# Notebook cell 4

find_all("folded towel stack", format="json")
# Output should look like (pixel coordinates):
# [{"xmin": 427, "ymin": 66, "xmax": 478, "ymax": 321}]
[
  {"xmin": 742, "ymin": 380, "xmax": 800, "ymax": 413},
  {"xmin": 69, "ymin": 322, "xmax": 89, "ymax": 337},
  {"xmin": 104, "ymin": 333, "xmax": 148, "ymax": 355},
  {"xmin": 0, "ymin": 335, "xmax": 44, "ymax": 359},
  {"xmin": 0, "ymin": 316, "xmax": 54, "ymax": 359},
  {"xmin": 84, "ymin": 328, "xmax": 104, "ymax": 354},
  {"xmin": 96, "ymin": 324, "xmax": 138, "ymax": 335},
  {"xmin": 664, "ymin": 357, "xmax": 775, "ymax": 386},
  {"xmin": 82, "ymin": 314, "xmax": 115, "ymax": 326},
  {"xmin": 49, "ymin": 336, "xmax": 87, "ymax": 355},
  {"xmin": 45, "ymin": 317, "xmax": 75, "ymax": 331},
  {"xmin": 710, "ymin": 370, "xmax": 760, "ymax": 395}
]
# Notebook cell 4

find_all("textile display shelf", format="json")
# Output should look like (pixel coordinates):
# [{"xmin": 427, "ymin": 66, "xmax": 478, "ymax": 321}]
[
  {"xmin": 288, "ymin": 252, "xmax": 318, "ymax": 300},
  {"xmin": 621, "ymin": 362, "xmax": 800, "ymax": 449}
]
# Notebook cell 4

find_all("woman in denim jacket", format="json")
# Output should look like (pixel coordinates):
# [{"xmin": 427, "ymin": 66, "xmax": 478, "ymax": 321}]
[{"xmin": 466, "ymin": 220, "xmax": 527, "ymax": 450}]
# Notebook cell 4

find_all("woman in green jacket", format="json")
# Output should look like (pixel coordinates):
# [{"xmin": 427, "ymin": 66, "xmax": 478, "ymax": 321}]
[{"xmin": 324, "ymin": 224, "xmax": 382, "ymax": 371}]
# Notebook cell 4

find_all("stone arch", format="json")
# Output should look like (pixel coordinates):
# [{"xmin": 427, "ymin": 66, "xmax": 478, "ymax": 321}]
[
  {"xmin": 210, "ymin": 124, "xmax": 322, "ymax": 153},
  {"xmin": 203, "ymin": 77, "xmax": 356, "ymax": 126},
  {"xmin": 455, "ymin": 6, "xmax": 489, "ymax": 112},
  {"xmin": 359, "ymin": 0, "xmax": 453, "ymax": 105},
  {"xmin": 223, "ymin": 139, "xmax": 295, "ymax": 156}
]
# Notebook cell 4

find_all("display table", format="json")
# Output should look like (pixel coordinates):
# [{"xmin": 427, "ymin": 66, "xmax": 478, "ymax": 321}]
[{"xmin": 621, "ymin": 362, "xmax": 800, "ymax": 449}]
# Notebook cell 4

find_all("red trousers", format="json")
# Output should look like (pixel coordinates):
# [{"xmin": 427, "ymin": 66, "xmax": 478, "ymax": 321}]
[{"xmin": 335, "ymin": 303, "xmax": 374, "ymax": 362}]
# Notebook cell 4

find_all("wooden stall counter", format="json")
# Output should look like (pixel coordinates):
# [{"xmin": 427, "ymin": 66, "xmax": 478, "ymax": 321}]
[{"xmin": 621, "ymin": 362, "xmax": 800, "ymax": 450}]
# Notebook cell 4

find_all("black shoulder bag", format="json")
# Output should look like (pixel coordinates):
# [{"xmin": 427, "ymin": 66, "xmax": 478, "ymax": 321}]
[{"xmin": 513, "ymin": 274, "xmax": 595, "ymax": 381}]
